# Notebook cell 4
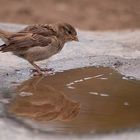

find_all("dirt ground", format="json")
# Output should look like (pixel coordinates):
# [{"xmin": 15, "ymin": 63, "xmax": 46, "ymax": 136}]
[{"xmin": 0, "ymin": 0, "xmax": 140, "ymax": 31}]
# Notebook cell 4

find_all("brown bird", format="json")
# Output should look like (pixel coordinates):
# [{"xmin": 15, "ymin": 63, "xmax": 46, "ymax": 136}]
[{"xmin": 0, "ymin": 23, "xmax": 78, "ymax": 75}]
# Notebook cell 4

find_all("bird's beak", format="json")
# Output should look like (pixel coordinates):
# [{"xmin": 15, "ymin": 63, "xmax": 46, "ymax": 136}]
[{"xmin": 72, "ymin": 35, "xmax": 79, "ymax": 41}]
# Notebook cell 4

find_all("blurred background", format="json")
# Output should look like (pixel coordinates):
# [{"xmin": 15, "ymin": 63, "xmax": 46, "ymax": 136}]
[{"xmin": 0, "ymin": 0, "xmax": 140, "ymax": 30}]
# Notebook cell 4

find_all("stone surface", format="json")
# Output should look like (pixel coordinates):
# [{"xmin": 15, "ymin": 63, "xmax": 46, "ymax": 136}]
[
  {"xmin": 0, "ymin": 23, "xmax": 140, "ymax": 79},
  {"xmin": 0, "ymin": 23, "xmax": 140, "ymax": 140}
]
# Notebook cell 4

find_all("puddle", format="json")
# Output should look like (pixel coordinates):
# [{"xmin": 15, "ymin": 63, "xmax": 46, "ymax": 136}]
[{"xmin": 3, "ymin": 67, "xmax": 140, "ymax": 135}]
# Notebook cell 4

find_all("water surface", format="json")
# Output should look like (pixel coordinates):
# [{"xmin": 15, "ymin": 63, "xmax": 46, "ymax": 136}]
[{"xmin": 7, "ymin": 67, "xmax": 140, "ymax": 135}]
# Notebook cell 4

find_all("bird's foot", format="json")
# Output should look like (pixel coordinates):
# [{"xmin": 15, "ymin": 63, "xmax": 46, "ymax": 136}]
[
  {"xmin": 31, "ymin": 68, "xmax": 55, "ymax": 76},
  {"xmin": 31, "ymin": 68, "xmax": 54, "ymax": 73}
]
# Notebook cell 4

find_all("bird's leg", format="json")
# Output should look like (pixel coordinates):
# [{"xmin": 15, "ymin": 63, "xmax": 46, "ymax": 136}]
[
  {"xmin": 29, "ymin": 61, "xmax": 54, "ymax": 76},
  {"xmin": 29, "ymin": 61, "xmax": 45, "ymax": 76}
]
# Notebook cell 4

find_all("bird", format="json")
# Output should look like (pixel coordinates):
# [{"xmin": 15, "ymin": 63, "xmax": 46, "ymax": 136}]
[{"xmin": 0, "ymin": 23, "xmax": 78, "ymax": 75}]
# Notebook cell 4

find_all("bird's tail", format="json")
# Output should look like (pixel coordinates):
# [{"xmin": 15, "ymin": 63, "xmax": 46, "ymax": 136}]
[
  {"xmin": 0, "ymin": 29, "xmax": 12, "ymax": 38},
  {"xmin": 0, "ymin": 29, "xmax": 14, "ymax": 45},
  {"xmin": 0, "ymin": 44, "xmax": 6, "ymax": 51}
]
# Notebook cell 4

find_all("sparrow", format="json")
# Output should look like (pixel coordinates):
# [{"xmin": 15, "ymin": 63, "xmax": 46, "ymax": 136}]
[{"xmin": 0, "ymin": 23, "xmax": 78, "ymax": 75}]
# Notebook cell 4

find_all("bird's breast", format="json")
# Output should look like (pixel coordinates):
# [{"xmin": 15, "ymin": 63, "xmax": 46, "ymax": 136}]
[{"xmin": 25, "ymin": 44, "xmax": 63, "ymax": 62}]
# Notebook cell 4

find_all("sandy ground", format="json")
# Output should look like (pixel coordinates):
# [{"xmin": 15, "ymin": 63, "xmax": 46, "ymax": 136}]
[{"xmin": 0, "ymin": 0, "xmax": 140, "ymax": 30}]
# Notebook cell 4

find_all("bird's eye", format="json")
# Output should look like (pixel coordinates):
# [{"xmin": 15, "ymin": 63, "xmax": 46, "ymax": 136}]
[
  {"xmin": 67, "ymin": 30, "xmax": 72, "ymax": 34},
  {"xmin": 68, "ymin": 31, "xmax": 71, "ymax": 34}
]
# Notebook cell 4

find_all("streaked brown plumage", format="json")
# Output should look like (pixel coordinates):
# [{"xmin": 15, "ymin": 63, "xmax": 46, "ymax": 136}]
[{"xmin": 0, "ymin": 23, "xmax": 78, "ymax": 75}]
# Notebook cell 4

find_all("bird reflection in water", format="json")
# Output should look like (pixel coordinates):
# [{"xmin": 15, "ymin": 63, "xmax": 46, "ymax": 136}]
[{"xmin": 9, "ymin": 76, "xmax": 80, "ymax": 122}]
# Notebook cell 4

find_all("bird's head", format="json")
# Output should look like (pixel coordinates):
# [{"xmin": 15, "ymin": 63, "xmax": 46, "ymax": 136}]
[{"xmin": 54, "ymin": 23, "xmax": 79, "ymax": 43}]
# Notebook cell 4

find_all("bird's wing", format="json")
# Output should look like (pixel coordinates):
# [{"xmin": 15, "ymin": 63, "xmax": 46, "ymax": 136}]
[
  {"xmin": 19, "ymin": 24, "xmax": 56, "ymax": 36},
  {"xmin": 1, "ymin": 33, "xmax": 52, "ymax": 52}
]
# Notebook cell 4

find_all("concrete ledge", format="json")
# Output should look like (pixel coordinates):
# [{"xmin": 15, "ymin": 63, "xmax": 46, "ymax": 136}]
[{"xmin": 0, "ymin": 23, "xmax": 140, "ymax": 80}]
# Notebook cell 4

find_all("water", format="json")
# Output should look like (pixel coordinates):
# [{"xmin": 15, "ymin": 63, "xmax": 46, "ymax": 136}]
[{"xmin": 6, "ymin": 67, "xmax": 140, "ymax": 135}]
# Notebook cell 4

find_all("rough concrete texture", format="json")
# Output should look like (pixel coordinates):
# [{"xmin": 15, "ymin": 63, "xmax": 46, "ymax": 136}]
[
  {"xmin": 0, "ymin": 23, "xmax": 140, "ymax": 140},
  {"xmin": 0, "ymin": 23, "xmax": 140, "ymax": 79}
]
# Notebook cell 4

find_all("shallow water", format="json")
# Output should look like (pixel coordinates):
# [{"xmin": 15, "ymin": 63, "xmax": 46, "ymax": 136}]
[{"xmin": 6, "ymin": 67, "xmax": 140, "ymax": 135}]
